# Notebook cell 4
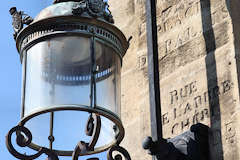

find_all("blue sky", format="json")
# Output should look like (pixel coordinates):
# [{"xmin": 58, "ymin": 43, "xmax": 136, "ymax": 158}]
[
  {"xmin": 0, "ymin": 1, "xmax": 108, "ymax": 159},
  {"xmin": 0, "ymin": 1, "xmax": 52, "ymax": 159}
]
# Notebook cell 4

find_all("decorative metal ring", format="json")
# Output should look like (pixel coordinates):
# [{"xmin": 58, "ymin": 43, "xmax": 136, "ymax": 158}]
[
  {"xmin": 19, "ymin": 105, "xmax": 125, "ymax": 156},
  {"xmin": 6, "ymin": 125, "xmax": 59, "ymax": 160},
  {"xmin": 16, "ymin": 17, "xmax": 128, "ymax": 59}
]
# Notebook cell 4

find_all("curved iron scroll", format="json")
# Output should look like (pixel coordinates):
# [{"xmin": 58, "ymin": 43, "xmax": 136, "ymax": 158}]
[
  {"xmin": 72, "ymin": 114, "xmax": 101, "ymax": 160},
  {"xmin": 6, "ymin": 125, "xmax": 59, "ymax": 160},
  {"xmin": 107, "ymin": 145, "xmax": 131, "ymax": 160}
]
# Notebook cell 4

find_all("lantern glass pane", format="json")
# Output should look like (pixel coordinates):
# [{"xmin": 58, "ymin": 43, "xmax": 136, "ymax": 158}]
[
  {"xmin": 23, "ymin": 35, "xmax": 122, "ymax": 151},
  {"xmin": 24, "ymin": 36, "xmax": 121, "ymax": 117},
  {"xmin": 95, "ymin": 40, "xmax": 121, "ymax": 116},
  {"xmin": 25, "ymin": 36, "xmax": 91, "ymax": 115}
]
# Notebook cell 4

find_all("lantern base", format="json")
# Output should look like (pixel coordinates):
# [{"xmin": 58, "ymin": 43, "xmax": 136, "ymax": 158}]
[
  {"xmin": 6, "ymin": 105, "xmax": 126, "ymax": 158},
  {"xmin": 6, "ymin": 124, "xmax": 131, "ymax": 160}
]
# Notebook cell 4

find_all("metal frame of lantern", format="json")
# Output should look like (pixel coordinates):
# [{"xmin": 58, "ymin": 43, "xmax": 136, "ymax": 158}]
[{"xmin": 6, "ymin": 1, "xmax": 132, "ymax": 160}]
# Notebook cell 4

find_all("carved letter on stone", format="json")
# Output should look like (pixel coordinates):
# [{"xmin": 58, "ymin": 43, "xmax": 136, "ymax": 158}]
[
  {"xmin": 162, "ymin": 113, "xmax": 170, "ymax": 125},
  {"xmin": 189, "ymin": 81, "xmax": 197, "ymax": 94},
  {"xmin": 225, "ymin": 122, "xmax": 236, "ymax": 143},
  {"xmin": 222, "ymin": 80, "xmax": 231, "ymax": 93},
  {"xmin": 194, "ymin": 96, "xmax": 202, "ymax": 108},
  {"xmin": 170, "ymin": 90, "xmax": 178, "ymax": 104},
  {"xmin": 184, "ymin": 103, "xmax": 192, "ymax": 114},
  {"xmin": 172, "ymin": 123, "xmax": 179, "ymax": 135},
  {"xmin": 181, "ymin": 118, "xmax": 190, "ymax": 131},
  {"xmin": 192, "ymin": 111, "xmax": 200, "ymax": 124},
  {"xmin": 180, "ymin": 86, "xmax": 188, "ymax": 98},
  {"xmin": 138, "ymin": 55, "xmax": 147, "ymax": 70}
]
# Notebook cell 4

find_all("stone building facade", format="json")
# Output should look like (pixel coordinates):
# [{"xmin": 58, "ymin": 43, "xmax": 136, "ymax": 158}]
[{"xmin": 109, "ymin": 0, "xmax": 240, "ymax": 159}]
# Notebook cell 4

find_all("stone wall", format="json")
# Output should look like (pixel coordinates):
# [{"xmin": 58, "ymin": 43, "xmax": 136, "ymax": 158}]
[{"xmin": 109, "ymin": 0, "xmax": 240, "ymax": 159}]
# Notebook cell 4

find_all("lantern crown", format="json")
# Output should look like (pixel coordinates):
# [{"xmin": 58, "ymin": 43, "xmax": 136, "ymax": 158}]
[
  {"xmin": 36, "ymin": 0, "xmax": 114, "ymax": 23},
  {"xmin": 10, "ymin": 1, "xmax": 129, "ymax": 61}
]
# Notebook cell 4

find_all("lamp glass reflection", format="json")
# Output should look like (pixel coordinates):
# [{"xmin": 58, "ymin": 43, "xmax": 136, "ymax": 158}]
[{"xmin": 23, "ymin": 35, "xmax": 121, "ymax": 151}]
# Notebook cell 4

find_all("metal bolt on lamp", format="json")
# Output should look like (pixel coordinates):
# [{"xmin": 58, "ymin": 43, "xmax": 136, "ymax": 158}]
[{"xmin": 7, "ymin": 0, "xmax": 131, "ymax": 160}]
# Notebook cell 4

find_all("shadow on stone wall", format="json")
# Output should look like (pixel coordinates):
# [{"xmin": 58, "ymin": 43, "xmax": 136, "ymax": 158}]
[
  {"xmin": 200, "ymin": 0, "xmax": 223, "ymax": 159},
  {"xmin": 225, "ymin": 0, "xmax": 240, "ymax": 101}
]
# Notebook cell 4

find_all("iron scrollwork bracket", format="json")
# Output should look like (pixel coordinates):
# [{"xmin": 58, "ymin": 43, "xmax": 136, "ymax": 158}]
[
  {"xmin": 107, "ymin": 145, "xmax": 131, "ymax": 160},
  {"xmin": 6, "ymin": 125, "xmax": 59, "ymax": 160},
  {"xmin": 72, "ymin": 113, "xmax": 131, "ymax": 160},
  {"xmin": 72, "ymin": 144, "xmax": 132, "ymax": 160},
  {"xmin": 9, "ymin": 7, "xmax": 33, "ymax": 40},
  {"xmin": 72, "ymin": 114, "xmax": 101, "ymax": 160},
  {"xmin": 6, "ymin": 116, "xmax": 131, "ymax": 160}
]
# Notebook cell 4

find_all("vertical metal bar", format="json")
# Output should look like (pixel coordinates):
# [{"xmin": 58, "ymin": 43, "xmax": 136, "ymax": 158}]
[
  {"xmin": 49, "ymin": 112, "xmax": 54, "ymax": 150},
  {"xmin": 90, "ymin": 35, "xmax": 97, "ymax": 108},
  {"xmin": 90, "ymin": 36, "xmax": 94, "ymax": 108},
  {"xmin": 49, "ymin": 41, "xmax": 55, "ymax": 150},
  {"xmin": 145, "ymin": 0, "xmax": 163, "ymax": 142},
  {"xmin": 21, "ymin": 51, "xmax": 27, "ymax": 119}
]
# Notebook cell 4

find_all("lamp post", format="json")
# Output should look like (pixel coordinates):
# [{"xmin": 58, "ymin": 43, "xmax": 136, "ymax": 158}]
[
  {"xmin": 7, "ymin": 0, "xmax": 131, "ymax": 160},
  {"xmin": 143, "ymin": 0, "xmax": 210, "ymax": 160}
]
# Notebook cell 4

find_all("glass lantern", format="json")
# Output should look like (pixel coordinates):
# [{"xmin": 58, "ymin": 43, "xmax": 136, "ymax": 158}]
[{"xmin": 7, "ymin": 1, "xmax": 131, "ymax": 159}]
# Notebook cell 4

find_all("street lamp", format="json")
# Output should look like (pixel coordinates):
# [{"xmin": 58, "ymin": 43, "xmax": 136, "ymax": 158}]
[{"xmin": 7, "ymin": 0, "xmax": 131, "ymax": 160}]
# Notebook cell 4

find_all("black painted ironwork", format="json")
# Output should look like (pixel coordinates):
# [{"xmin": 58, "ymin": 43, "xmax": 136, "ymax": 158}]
[
  {"xmin": 11, "ymin": 105, "xmax": 125, "ymax": 156},
  {"xmin": 145, "ymin": 0, "xmax": 162, "ymax": 145},
  {"xmin": 90, "ymin": 32, "xmax": 97, "ymax": 108},
  {"xmin": 6, "ymin": 125, "xmax": 59, "ymax": 160},
  {"xmin": 86, "ymin": 114, "xmax": 95, "ymax": 136},
  {"xmin": 72, "ymin": 113, "xmax": 101, "ymax": 160},
  {"xmin": 85, "ymin": 114, "xmax": 101, "ymax": 151},
  {"xmin": 49, "ymin": 112, "xmax": 55, "ymax": 150},
  {"xmin": 53, "ymin": 0, "xmax": 114, "ymax": 23},
  {"xmin": 107, "ymin": 145, "xmax": 131, "ymax": 160},
  {"xmin": 53, "ymin": 0, "xmax": 82, "ymax": 3},
  {"xmin": 144, "ymin": 0, "xmax": 210, "ymax": 160},
  {"xmin": 72, "ymin": 141, "xmax": 89, "ymax": 160},
  {"xmin": 143, "ymin": 123, "xmax": 209, "ymax": 160},
  {"xmin": 9, "ymin": 7, "xmax": 33, "ymax": 40},
  {"xmin": 6, "ymin": 113, "xmax": 103, "ymax": 160}
]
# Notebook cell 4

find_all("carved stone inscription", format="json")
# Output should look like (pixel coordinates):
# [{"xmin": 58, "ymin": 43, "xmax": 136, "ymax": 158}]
[
  {"xmin": 158, "ymin": 2, "xmax": 228, "ymax": 33},
  {"xmin": 162, "ymin": 80, "xmax": 232, "ymax": 136},
  {"xmin": 155, "ymin": 3, "xmax": 230, "ymax": 58}
]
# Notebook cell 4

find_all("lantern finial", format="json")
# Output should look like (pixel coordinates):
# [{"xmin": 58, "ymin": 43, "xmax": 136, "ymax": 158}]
[
  {"xmin": 53, "ymin": 0, "xmax": 84, "ymax": 4},
  {"xmin": 9, "ymin": 7, "xmax": 33, "ymax": 40}
]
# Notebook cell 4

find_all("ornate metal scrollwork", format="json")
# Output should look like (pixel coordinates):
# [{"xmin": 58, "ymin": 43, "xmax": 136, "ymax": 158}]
[
  {"xmin": 87, "ymin": 0, "xmax": 105, "ymax": 17},
  {"xmin": 69, "ymin": 0, "xmax": 114, "ymax": 23},
  {"xmin": 72, "ymin": 113, "xmax": 132, "ymax": 160},
  {"xmin": 85, "ymin": 114, "xmax": 95, "ymax": 136},
  {"xmin": 6, "ymin": 125, "xmax": 59, "ymax": 160},
  {"xmin": 88, "ymin": 0, "xmax": 114, "ymax": 23},
  {"xmin": 72, "ymin": 1, "xmax": 87, "ymax": 15},
  {"xmin": 9, "ymin": 7, "xmax": 33, "ymax": 40},
  {"xmin": 54, "ymin": 0, "xmax": 82, "ymax": 3},
  {"xmin": 107, "ymin": 145, "xmax": 131, "ymax": 160},
  {"xmin": 72, "ymin": 114, "xmax": 101, "ymax": 160}
]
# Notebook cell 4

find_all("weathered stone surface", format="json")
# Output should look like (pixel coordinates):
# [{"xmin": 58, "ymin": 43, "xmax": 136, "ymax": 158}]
[
  {"xmin": 160, "ymin": 43, "xmax": 240, "ymax": 159},
  {"xmin": 109, "ymin": 0, "xmax": 240, "ymax": 159},
  {"xmin": 109, "ymin": 1, "xmax": 151, "ymax": 159}
]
